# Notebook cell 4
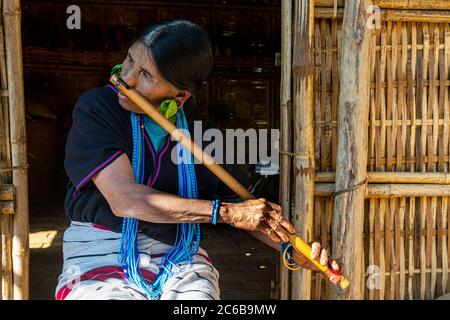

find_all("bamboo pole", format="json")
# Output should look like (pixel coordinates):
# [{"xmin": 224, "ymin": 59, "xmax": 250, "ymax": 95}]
[
  {"xmin": 315, "ymin": 171, "xmax": 450, "ymax": 184},
  {"xmin": 331, "ymin": 0, "xmax": 372, "ymax": 300},
  {"xmin": 291, "ymin": 0, "xmax": 315, "ymax": 300},
  {"xmin": 316, "ymin": 183, "xmax": 450, "ymax": 198},
  {"xmin": 315, "ymin": 0, "xmax": 450, "ymax": 10},
  {"xmin": 4, "ymin": 0, "xmax": 29, "ymax": 300},
  {"xmin": 373, "ymin": 0, "xmax": 450, "ymax": 10},
  {"xmin": 0, "ymin": 184, "xmax": 14, "ymax": 201},
  {"xmin": 0, "ymin": 0, "xmax": 12, "ymax": 301},
  {"xmin": 315, "ymin": 7, "xmax": 450, "ymax": 23},
  {"xmin": 278, "ymin": 0, "xmax": 293, "ymax": 301}
]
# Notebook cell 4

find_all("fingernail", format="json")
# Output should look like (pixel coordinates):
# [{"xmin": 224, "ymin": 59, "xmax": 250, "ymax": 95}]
[{"xmin": 332, "ymin": 261, "xmax": 339, "ymax": 270}]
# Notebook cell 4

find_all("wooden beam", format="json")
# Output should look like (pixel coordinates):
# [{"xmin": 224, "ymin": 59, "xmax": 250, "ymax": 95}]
[
  {"xmin": 291, "ymin": 0, "xmax": 315, "ymax": 300},
  {"xmin": 0, "ymin": 0, "xmax": 13, "ymax": 301},
  {"xmin": 373, "ymin": 0, "xmax": 450, "ymax": 10},
  {"xmin": 315, "ymin": 7, "xmax": 450, "ymax": 22},
  {"xmin": 316, "ymin": 172, "xmax": 450, "ymax": 184},
  {"xmin": 4, "ymin": 0, "xmax": 29, "ymax": 300},
  {"xmin": 0, "ymin": 184, "xmax": 14, "ymax": 201},
  {"xmin": 331, "ymin": 0, "xmax": 372, "ymax": 300},
  {"xmin": 316, "ymin": 183, "xmax": 450, "ymax": 197},
  {"xmin": 315, "ymin": 0, "xmax": 450, "ymax": 10},
  {"xmin": 278, "ymin": 0, "xmax": 293, "ymax": 301},
  {"xmin": 315, "ymin": 0, "xmax": 344, "ymax": 7},
  {"xmin": 0, "ymin": 202, "xmax": 14, "ymax": 215}
]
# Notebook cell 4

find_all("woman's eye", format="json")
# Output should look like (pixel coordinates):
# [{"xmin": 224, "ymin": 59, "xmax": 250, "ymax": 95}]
[{"xmin": 140, "ymin": 70, "xmax": 151, "ymax": 80}]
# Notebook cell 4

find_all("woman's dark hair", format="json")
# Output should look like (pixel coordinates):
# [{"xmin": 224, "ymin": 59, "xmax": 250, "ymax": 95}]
[{"xmin": 136, "ymin": 20, "xmax": 214, "ymax": 109}]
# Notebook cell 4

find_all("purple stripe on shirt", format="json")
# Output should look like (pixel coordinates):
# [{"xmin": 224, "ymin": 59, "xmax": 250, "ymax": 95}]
[
  {"xmin": 150, "ymin": 137, "xmax": 171, "ymax": 187},
  {"xmin": 76, "ymin": 150, "xmax": 124, "ymax": 190},
  {"xmin": 106, "ymin": 84, "xmax": 119, "ymax": 94}
]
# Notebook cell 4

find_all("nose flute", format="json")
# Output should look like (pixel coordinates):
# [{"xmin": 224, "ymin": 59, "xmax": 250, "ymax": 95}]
[{"xmin": 117, "ymin": 76, "xmax": 130, "ymax": 90}]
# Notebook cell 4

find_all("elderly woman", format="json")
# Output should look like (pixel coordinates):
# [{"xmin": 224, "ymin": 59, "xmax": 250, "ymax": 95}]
[{"xmin": 56, "ymin": 19, "xmax": 340, "ymax": 300}]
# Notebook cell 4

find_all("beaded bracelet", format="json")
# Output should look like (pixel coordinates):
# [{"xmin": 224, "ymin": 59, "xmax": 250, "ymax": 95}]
[{"xmin": 211, "ymin": 199, "xmax": 221, "ymax": 225}]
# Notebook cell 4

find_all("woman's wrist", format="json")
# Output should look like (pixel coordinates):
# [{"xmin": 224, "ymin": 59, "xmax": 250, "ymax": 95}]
[{"xmin": 217, "ymin": 202, "xmax": 231, "ymax": 224}]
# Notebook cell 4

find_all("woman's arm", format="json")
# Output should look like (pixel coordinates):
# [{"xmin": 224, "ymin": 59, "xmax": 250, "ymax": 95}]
[
  {"xmin": 93, "ymin": 153, "xmax": 342, "ymax": 275},
  {"xmin": 92, "ymin": 153, "xmax": 293, "ymax": 243},
  {"xmin": 92, "ymin": 153, "xmax": 215, "ymax": 224}
]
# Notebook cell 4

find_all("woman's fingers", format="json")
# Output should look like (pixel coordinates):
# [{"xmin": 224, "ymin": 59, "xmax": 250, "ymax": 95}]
[
  {"xmin": 258, "ymin": 223, "xmax": 282, "ymax": 243},
  {"xmin": 310, "ymin": 242, "xmax": 321, "ymax": 260},
  {"xmin": 265, "ymin": 216, "xmax": 290, "ymax": 242},
  {"xmin": 320, "ymin": 248, "xmax": 328, "ymax": 266},
  {"xmin": 265, "ymin": 208, "xmax": 296, "ymax": 235},
  {"xmin": 331, "ymin": 260, "xmax": 340, "ymax": 271}
]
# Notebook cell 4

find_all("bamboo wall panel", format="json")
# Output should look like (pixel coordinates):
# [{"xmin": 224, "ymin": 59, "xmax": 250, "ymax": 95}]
[
  {"xmin": 314, "ymin": 19, "xmax": 450, "ymax": 173},
  {"xmin": 311, "ymin": 15, "xmax": 450, "ymax": 299},
  {"xmin": 310, "ymin": 196, "xmax": 449, "ymax": 300}
]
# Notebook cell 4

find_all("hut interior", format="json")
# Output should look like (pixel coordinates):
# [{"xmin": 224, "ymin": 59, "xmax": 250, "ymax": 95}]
[{"xmin": 21, "ymin": 0, "xmax": 282, "ymax": 299}]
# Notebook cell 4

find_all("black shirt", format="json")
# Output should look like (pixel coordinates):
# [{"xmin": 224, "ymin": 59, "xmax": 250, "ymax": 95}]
[{"xmin": 64, "ymin": 85, "xmax": 250, "ymax": 245}]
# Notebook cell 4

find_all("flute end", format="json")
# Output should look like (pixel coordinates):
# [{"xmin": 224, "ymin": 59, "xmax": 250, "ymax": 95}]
[{"xmin": 339, "ymin": 277, "xmax": 350, "ymax": 289}]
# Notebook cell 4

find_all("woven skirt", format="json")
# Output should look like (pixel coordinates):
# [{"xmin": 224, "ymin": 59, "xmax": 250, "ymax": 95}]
[{"xmin": 55, "ymin": 221, "xmax": 220, "ymax": 300}]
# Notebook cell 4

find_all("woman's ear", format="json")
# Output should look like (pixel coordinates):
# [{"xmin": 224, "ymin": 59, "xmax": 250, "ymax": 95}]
[{"xmin": 175, "ymin": 91, "xmax": 192, "ymax": 107}]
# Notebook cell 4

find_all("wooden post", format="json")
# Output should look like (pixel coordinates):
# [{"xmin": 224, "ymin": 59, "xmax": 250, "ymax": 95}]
[
  {"xmin": 292, "ymin": 0, "xmax": 315, "ymax": 300},
  {"xmin": 0, "ymin": 0, "xmax": 13, "ymax": 301},
  {"xmin": 278, "ymin": 0, "xmax": 293, "ymax": 300},
  {"xmin": 315, "ymin": 0, "xmax": 450, "ymax": 10},
  {"xmin": 4, "ymin": 0, "xmax": 29, "ymax": 300},
  {"xmin": 331, "ymin": 0, "xmax": 372, "ymax": 300}
]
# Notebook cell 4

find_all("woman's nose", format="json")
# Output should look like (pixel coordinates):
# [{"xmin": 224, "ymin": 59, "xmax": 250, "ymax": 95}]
[{"xmin": 121, "ymin": 67, "xmax": 138, "ymax": 88}]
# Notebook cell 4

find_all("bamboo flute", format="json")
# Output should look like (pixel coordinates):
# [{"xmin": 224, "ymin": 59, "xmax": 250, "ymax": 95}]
[{"xmin": 110, "ymin": 74, "xmax": 350, "ymax": 290}]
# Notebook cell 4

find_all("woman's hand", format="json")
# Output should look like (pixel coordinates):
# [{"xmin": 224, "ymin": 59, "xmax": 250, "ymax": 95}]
[
  {"xmin": 291, "ymin": 242, "xmax": 343, "ymax": 285},
  {"xmin": 219, "ymin": 198, "xmax": 296, "ymax": 243}
]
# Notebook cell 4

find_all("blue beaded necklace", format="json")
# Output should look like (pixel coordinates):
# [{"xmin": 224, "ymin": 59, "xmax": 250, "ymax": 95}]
[{"xmin": 119, "ymin": 106, "xmax": 201, "ymax": 299}]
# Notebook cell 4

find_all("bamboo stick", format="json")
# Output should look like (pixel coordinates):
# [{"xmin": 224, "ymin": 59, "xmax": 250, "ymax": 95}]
[
  {"xmin": 368, "ymin": 198, "xmax": 376, "ymax": 299},
  {"xmin": 399, "ymin": 197, "xmax": 406, "ymax": 299},
  {"xmin": 374, "ymin": 0, "xmax": 450, "ymax": 10},
  {"xmin": 291, "ymin": 0, "xmax": 316, "ymax": 300},
  {"xmin": 420, "ymin": 197, "xmax": 427, "ymax": 299},
  {"xmin": 0, "ymin": 0, "xmax": 12, "ymax": 301},
  {"xmin": 331, "ymin": 16, "xmax": 339, "ymax": 171},
  {"xmin": 0, "ymin": 202, "xmax": 13, "ymax": 215},
  {"xmin": 278, "ymin": 0, "xmax": 292, "ymax": 301},
  {"xmin": 410, "ymin": 22, "xmax": 417, "ymax": 172},
  {"xmin": 379, "ymin": 199, "xmax": 386, "ymax": 299},
  {"xmin": 315, "ymin": 7, "xmax": 450, "ymax": 23},
  {"xmin": 408, "ymin": 197, "xmax": 415, "ymax": 299},
  {"xmin": 0, "ymin": 184, "xmax": 14, "ymax": 201},
  {"xmin": 315, "ymin": 171, "xmax": 450, "ymax": 183},
  {"xmin": 316, "ymin": 183, "xmax": 450, "ymax": 198},
  {"xmin": 315, "ymin": 0, "xmax": 450, "ymax": 10},
  {"xmin": 442, "ymin": 197, "xmax": 448, "ymax": 294},
  {"xmin": 4, "ymin": 0, "xmax": 29, "ymax": 300},
  {"xmin": 331, "ymin": 0, "xmax": 372, "ymax": 300},
  {"xmin": 0, "ymin": 213, "xmax": 12, "ymax": 300}
]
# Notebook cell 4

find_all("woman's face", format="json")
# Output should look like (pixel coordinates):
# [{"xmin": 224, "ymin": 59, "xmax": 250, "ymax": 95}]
[{"xmin": 118, "ymin": 41, "xmax": 191, "ymax": 114}]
